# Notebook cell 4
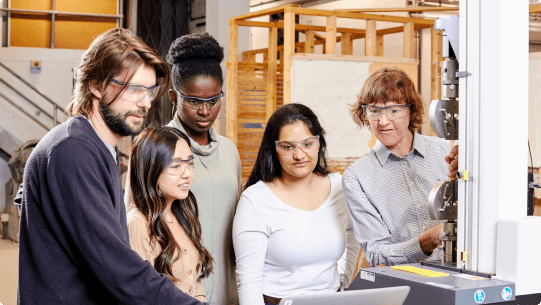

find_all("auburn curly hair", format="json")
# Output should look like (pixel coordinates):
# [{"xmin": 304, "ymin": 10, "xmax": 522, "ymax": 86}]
[{"xmin": 350, "ymin": 66, "xmax": 424, "ymax": 133}]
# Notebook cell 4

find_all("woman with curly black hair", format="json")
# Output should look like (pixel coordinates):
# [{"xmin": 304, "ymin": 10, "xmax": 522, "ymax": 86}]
[{"xmin": 166, "ymin": 32, "xmax": 242, "ymax": 305}]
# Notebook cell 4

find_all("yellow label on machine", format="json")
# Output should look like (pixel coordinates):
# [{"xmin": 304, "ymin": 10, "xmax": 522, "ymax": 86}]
[{"xmin": 391, "ymin": 265, "xmax": 450, "ymax": 277}]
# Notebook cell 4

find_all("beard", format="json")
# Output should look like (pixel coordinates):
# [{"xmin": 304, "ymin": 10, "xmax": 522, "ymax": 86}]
[{"xmin": 99, "ymin": 98, "xmax": 147, "ymax": 137}]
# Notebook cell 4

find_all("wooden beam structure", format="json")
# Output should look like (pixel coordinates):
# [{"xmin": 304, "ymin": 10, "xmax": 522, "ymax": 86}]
[
  {"xmin": 305, "ymin": 30, "xmax": 315, "ymax": 54},
  {"xmin": 404, "ymin": 22, "xmax": 415, "ymax": 58},
  {"xmin": 341, "ymin": 32, "xmax": 353, "ymax": 55},
  {"xmin": 227, "ymin": 20, "xmax": 239, "ymax": 145},
  {"xmin": 365, "ymin": 20, "xmax": 377, "ymax": 56},
  {"xmin": 430, "ymin": 27, "xmax": 442, "ymax": 136},
  {"xmin": 335, "ymin": 7, "xmax": 458, "ymax": 13},
  {"xmin": 376, "ymin": 33, "xmax": 384, "ymax": 56},
  {"xmin": 287, "ymin": 6, "xmax": 435, "ymax": 26},
  {"xmin": 232, "ymin": 3, "xmax": 299, "ymax": 21},
  {"xmin": 376, "ymin": 23, "xmax": 432, "ymax": 36},
  {"xmin": 227, "ymin": 4, "xmax": 447, "ymax": 181},
  {"xmin": 283, "ymin": 10, "xmax": 295, "ymax": 104},
  {"xmin": 326, "ymin": 16, "xmax": 337, "ymax": 55},
  {"xmin": 235, "ymin": 20, "xmax": 367, "ymax": 36},
  {"xmin": 266, "ymin": 26, "xmax": 278, "ymax": 121},
  {"xmin": 530, "ymin": 4, "xmax": 541, "ymax": 14}
]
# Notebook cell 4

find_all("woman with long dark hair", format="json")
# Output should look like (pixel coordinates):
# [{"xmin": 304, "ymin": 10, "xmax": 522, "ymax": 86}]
[
  {"xmin": 127, "ymin": 126, "xmax": 213, "ymax": 303},
  {"xmin": 233, "ymin": 104, "xmax": 360, "ymax": 305}
]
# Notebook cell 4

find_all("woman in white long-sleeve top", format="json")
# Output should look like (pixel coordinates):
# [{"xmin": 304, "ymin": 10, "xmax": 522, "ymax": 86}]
[{"xmin": 232, "ymin": 103, "xmax": 360, "ymax": 305}]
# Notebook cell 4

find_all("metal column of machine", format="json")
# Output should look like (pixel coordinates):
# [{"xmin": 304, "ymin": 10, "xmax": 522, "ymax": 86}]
[{"xmin": 428, "ymin": 15, "xmax": 460, "ymax": 265}]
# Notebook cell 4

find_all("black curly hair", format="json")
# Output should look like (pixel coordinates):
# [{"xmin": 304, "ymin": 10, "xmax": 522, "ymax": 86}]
[{"xmin": 166, "ymin": 32, "xmax": 224, "ymax": 90}]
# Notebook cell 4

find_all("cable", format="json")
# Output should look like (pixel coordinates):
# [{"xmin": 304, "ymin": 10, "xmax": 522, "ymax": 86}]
[{"xmin": 529, "ymin": 140, "xmax": 534, "ymax": 176}]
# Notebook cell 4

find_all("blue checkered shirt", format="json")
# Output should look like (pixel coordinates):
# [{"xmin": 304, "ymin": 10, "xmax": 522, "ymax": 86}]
[{"xmin": 343, "ymin": 133, "xmax": 450, "ymax": 267}]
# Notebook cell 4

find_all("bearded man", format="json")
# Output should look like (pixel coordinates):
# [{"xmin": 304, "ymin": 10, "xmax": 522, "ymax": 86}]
[{"xmin": 15, "ymin": 28, "xmax": 204, "ymax": 305}]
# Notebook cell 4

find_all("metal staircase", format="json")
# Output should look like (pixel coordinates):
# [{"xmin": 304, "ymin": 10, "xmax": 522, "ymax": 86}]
[{"xmin": 0, "ymin": 61, "xmax": 65, "ymax": 132}]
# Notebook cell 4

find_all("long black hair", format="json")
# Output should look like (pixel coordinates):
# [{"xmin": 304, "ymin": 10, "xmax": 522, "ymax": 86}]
[
  {"xmin": 166, "ymin": 32, "xmax": 224, "ymax": 90},
  {"xmin": 245, "ymin": 103, "xmax": 331, "ymax": 189},
  {"xmin": 130, "ymin": 126, "xmax": 213, "ymax": 280}
]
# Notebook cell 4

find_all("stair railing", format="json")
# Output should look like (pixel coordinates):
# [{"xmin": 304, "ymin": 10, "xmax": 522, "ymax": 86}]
[{"xmin": 0, "ymin": 61, "xmax": 65, "ymax": 131}]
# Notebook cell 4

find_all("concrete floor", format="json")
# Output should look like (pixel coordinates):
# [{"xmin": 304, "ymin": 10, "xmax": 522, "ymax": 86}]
[{"xmin": 0, "ymin": 238, "xmax": 18, "ymax": 305}]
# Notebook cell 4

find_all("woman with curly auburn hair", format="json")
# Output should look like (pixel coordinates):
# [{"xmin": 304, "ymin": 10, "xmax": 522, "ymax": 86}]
[
  {"xmin": 343, "ymin": 66, "xmax": 458, "ymax": 267},
  {"xmin": 128, "ymin": 126, "xmax": 213, "ymax": 303},
  {"xmin": 350, "ymin": 66, "xmax": 424, "ymax": 135}
]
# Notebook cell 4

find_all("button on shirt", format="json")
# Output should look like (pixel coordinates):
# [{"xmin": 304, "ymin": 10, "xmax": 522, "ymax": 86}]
[{"xmin": 343, "ymin": 133, "xmax": 450, "ymax": 267}]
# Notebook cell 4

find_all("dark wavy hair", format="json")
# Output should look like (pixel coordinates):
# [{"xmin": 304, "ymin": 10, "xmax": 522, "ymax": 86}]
[
  {"xmin": 245, "ymin": 103, "xmax": 331, "ymax": 189},
  {"xmin": 350, "ymin": 66, "xmax": 424, "ymax": 133},
  {"xmin": 68, "ymin": 28, "xmax": 169, "ymax": 116},
  {"xmin": 166, "ymin": 32, "xmax": 224, "ymax": 90},
  {"xmin": 130, "ymin": 126, "xmax": 213, "ymax": 280}
]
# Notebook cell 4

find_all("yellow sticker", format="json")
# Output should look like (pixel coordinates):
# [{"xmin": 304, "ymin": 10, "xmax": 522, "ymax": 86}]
[{"xmin": 391, "ymin": 265, "xmax": 450, "ymax": 277}]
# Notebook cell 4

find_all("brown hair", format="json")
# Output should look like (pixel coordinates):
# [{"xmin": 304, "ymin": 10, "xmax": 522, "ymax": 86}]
[
  {"xmin": 67, "ymin": 28, "xmax": 170, "ymax": 117},
  {"xmin": 130, "ymin": 126, "xmax": 213, "ymax": 280},
  {"xmin": 350, "ymin": 66, "xmax": 424, "ymax": 133}
]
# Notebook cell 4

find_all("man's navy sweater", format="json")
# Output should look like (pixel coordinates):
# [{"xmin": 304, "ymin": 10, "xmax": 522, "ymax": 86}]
[{"xmin": 17, "ymin": 117, "xmax": 203, "ymax": 305}]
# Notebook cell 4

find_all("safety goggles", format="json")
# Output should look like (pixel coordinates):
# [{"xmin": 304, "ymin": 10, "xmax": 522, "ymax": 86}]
[
  {"xmin": 362, "ymin": 104, "xmax": 411, "ymax": 121},
  {"xmin": 275, "ymin": 135, "xmax": 320, "ymax": 156},
  {"xmin": 110, "ymin": 79, "xmax": 160, "ymax": 103},
  {"xmin": 175, "ymin": 89, "xmax": 224, "ymax": 110},
  {"xmin": 163, "ymin": 156, "xmax": 195, "ymax": 176}
]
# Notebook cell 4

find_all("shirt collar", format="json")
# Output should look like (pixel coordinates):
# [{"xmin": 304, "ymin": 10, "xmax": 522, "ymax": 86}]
[
  {"xmin": 373, "ymin": 132, "xmax": 426, "ymax": 166},
  {"xmin": 167, "ymin": 114, "xmax": 220, "ymax": 156}
]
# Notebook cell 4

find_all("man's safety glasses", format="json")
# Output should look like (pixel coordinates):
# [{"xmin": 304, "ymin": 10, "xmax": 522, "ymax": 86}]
[{"xmin": 110, "ymin": 79, "xmax": 160, "ymax": 103}]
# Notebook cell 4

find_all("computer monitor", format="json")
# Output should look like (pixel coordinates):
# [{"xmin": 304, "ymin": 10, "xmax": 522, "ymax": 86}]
[{"xmin": 277, "ymin": 286, "xmax": 410, "ymax": 305}]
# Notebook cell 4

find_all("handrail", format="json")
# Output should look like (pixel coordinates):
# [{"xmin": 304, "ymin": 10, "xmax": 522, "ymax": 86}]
[
  {"xmin": 0, "ymin": 62, "xmax": 65, "ymax": 112},
  {"xmin": 0, "ymin": 91, "xmax": 50, "ymax": 131},
  {"xmin": 0, "ymin": 78, "xmax": 61, "ymax": 125},
  {"xmin": 0, "ymin": 61, "xmax": 65, "ymax": 127}
]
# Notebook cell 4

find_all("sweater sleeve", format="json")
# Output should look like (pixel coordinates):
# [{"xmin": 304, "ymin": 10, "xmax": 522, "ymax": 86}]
[
  {"xmin": 342, "ymin": 167, "xmax": 429, "ymax": 267},
  {"xmin": 127, "ymin": 214, "xmax": 153, "ymax": 262},
  {"xmin": 46, "ymin": 140, "xmax": 203, "ymax": 305},
  {"xmin": 235, "ymin": 147, "xmax": 243, "ymax": 203},
  {"xmin": 232, "ymin": 194, "xmax": 268, "ymax": 305}
]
